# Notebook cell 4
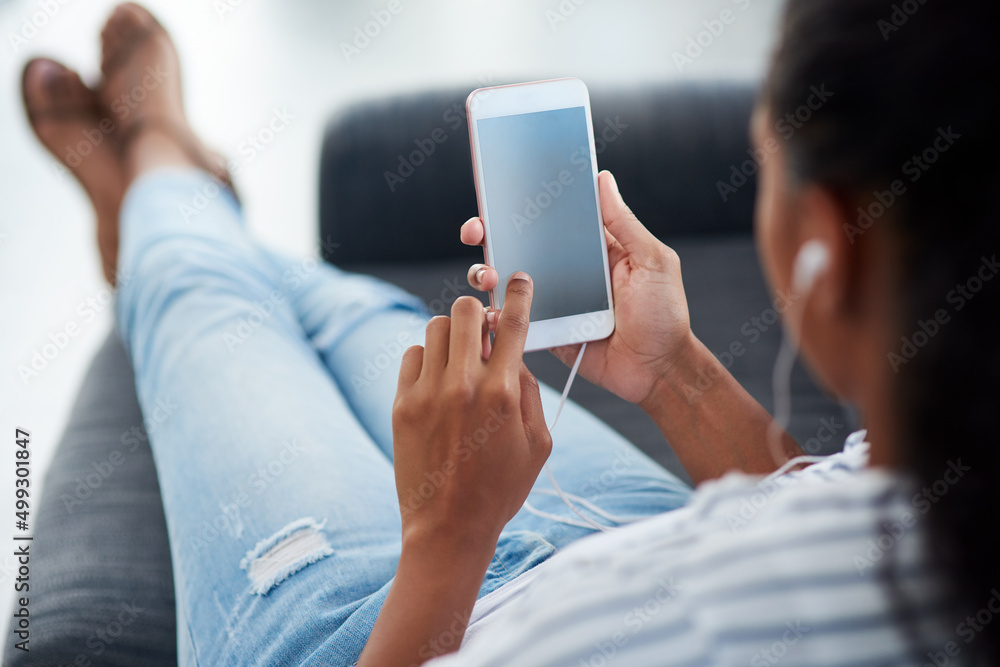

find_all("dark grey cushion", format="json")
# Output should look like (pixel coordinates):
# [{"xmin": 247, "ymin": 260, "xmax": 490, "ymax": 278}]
[{"xmin": 4, "ymin": 333, "xmax": 177, "ymax": 667}]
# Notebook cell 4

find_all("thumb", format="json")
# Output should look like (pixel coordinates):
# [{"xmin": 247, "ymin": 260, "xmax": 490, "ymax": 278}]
[{"xmin": 600, "ymin": 171, "xmax": 657, "ymax": 255}]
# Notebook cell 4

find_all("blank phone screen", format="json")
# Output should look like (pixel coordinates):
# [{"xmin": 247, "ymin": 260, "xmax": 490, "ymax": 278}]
[{"xmin": 478, "ymin": 106, "xmax": 609, "ymax": 322}]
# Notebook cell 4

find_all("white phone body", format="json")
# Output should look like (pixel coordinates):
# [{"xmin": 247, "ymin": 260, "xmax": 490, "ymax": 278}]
[{"xmin": 467, "ymin": 78, "xmax": 615, "ymax": 352}]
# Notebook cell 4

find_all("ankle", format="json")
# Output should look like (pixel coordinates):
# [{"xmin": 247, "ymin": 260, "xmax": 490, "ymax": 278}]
[{"xmin": 124, "ymin": 130, "xmax": 198, "ymax": 183}]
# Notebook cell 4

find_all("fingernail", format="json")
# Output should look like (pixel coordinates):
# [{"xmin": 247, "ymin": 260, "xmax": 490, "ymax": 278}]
[
  {"xmin": 475, "ymin": 267, "xmax": 486, "ymax": 284},
  {"xmin": 486, "ymin": 310, "xmax": 498, "ymax": 326},
  {"xmin": 510, "ymin": 271, "xmax": 531, "ymax": 283}
]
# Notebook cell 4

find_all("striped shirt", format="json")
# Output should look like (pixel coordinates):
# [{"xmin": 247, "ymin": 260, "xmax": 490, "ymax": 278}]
[{"xmin": 429, "ymin": 431, "xmax": 956, "ymax": 666}]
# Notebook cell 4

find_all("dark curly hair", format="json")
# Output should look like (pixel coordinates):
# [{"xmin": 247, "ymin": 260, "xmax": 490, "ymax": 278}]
[{"xmin": 763, "ymin": 0, "xmax": 1000, "ymax": 662}]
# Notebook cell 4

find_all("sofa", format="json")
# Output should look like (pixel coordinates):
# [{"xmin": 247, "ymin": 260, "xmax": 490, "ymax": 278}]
[{"xmin": 6, "ymin": 81, "xmax": 853, "ymax": 665}]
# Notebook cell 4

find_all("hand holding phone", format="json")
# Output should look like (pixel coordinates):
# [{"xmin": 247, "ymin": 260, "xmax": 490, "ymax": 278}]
[{"xmin": 463, "ymin": 166, "xmax": 696, "ymax": 407}]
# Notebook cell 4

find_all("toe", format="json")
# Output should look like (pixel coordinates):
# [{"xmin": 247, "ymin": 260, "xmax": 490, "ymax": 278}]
[
  {"xmin": 22, "ymin": 58, "xmax": 58, "ymax": 109},
  {"xmin": 120, "ymin": 2, "xmax": 159, "ymax": 23},
  {"xmin": 100, "ymin": 25, "xmax": 120, "ymax": 70},
  {"xmin": 112, "ymin": 2, "xmax": 160, "ymax": 35},
  {"xmin": 23, "ymin": 58, "xmax": 94, "ymax": 117},
  {"xmin": 101, "ymin": 3, "xmax": 160, "ymax": 75}
]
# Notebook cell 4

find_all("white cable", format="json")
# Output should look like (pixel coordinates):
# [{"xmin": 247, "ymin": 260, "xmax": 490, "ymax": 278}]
[
  {"xmin": 539, "ymin": 462, "xmax": 618, "ymax": 532},
  {"xmin": 530, "ymin": 273, "xmax": 840, "ymax": 531},
  {"xmin": 766, "ymin": 306, "xmax": 802, "ymax": 467},
  {"xmin": 520, "ymin": 343, "xmax": 626, "ymax": 533},
  {"xmin": 521, "ymin": 500, "xmax": 608, "ymax": 530},
  {"xmin": 763, "ymin": 454, "xmax": 830, "ymax": 484},
  {"xmin": 528, "ymin": 243, "xmax": 837, "ymax": 532},
  {"xmin": 767, "ymin": 251, "xmax": 837, "ymax": 478},
  {"xmin": 547, "ymin": 341, "xmax": 587, "ymax": 432},
  {"xmin": 528, "ymin": 488, "xmax": 640, "ymax": 524}
]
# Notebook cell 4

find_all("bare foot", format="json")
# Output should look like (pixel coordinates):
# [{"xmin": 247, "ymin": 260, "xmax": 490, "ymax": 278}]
[
  {"xmin": 99, "ymin": 3, "xmax": 231, "ymax": 188},
  {"xmin": 22, "ymin": 58, "xmax": 125, "ymax": 284}
]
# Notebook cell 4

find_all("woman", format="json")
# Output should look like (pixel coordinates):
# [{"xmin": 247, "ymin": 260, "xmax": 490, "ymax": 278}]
[{"xmin": 21, "ymin": 0, "xmax": 997, "ymax": 664}]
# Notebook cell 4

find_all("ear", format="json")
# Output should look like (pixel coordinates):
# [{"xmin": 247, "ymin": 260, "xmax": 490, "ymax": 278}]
[{"xmin": 793, "ymin": 185, "xmax": 864, "ymax": 319}]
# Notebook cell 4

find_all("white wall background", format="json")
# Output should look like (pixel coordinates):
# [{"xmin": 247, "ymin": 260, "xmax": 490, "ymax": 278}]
[{"xmin": 0, "ymin": 0, "xmax": 784, "ymax": 644}]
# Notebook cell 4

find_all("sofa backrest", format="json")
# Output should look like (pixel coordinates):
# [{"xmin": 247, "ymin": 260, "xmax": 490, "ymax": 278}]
[{"xmin": 319, "ymin": 81, "xmax": 760, "ymax": 265}]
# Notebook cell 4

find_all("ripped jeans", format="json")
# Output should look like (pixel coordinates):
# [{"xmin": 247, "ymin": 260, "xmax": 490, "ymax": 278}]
[{"xmin": 115, "ymin": 169, "xmax": 691, "ymax": 666}]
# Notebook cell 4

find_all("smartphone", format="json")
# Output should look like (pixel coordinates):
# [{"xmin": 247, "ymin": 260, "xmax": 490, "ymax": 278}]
[{"xmin": 466, "ymin": 78, "xmax": 615, "ymax": 352}]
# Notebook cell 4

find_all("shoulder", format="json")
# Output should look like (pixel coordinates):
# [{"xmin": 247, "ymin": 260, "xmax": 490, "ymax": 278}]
[{"xmin": 436, "ymin": 432, "xmax": 951, "ymax": 665}]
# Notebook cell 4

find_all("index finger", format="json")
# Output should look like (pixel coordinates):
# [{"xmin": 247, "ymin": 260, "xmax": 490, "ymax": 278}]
[{"xmin": 490, "ymin": 271, "xmax": 533, "ymax": 372}]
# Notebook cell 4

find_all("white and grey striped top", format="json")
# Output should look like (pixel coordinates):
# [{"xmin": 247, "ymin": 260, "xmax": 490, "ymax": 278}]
[{"xmin": 429, "ymin": 432, "xmax": 960, "ymax": 666}]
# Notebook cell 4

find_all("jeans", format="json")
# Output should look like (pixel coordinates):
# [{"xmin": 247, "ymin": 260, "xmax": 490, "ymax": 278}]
[{"xmin": 115, "ymin": 169, "xmax": 692, "ymax": 666}]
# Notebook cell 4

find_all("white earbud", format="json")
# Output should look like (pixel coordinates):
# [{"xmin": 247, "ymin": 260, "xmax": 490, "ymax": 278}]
[
  {"xmin": 766, "ymin": 239, "xmax": 834, "ymax": 477},
  {"xmin": 792, "ymin": 240, "xmax": 830, "ymax": 294}
]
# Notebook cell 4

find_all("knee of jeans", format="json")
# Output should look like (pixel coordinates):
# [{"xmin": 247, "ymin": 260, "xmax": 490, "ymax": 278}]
[
  {"xmin": 128, "ymin": 233, "xmax": 269, "ymax": 285},
  {"xmin": 121, "ymin": 237, "xmax": 282, "ymax": 318}
]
